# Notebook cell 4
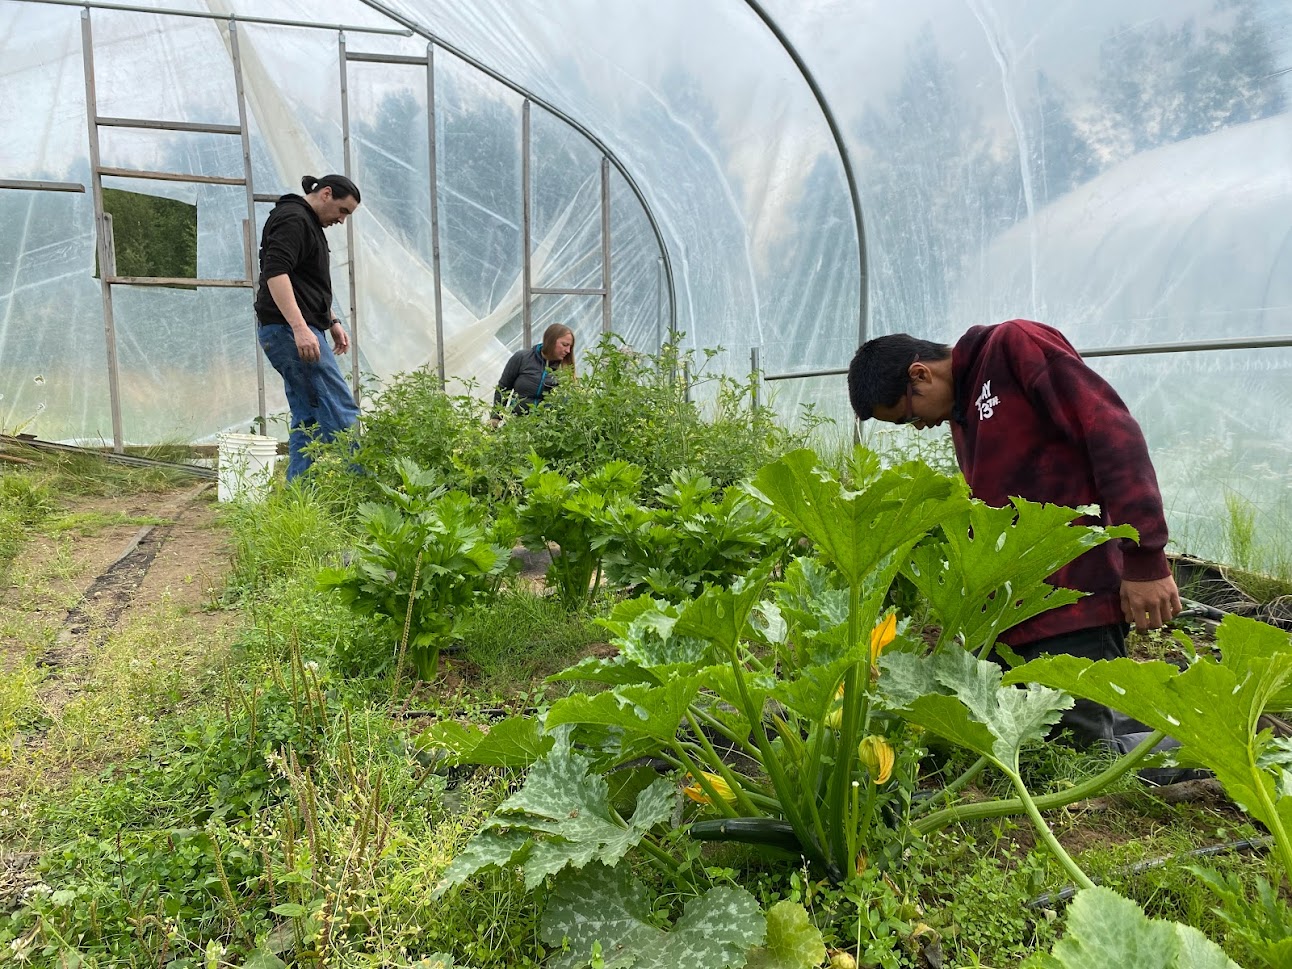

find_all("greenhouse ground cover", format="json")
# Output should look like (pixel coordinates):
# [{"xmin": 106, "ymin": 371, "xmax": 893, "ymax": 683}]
[{"xmin": 1, "ymin": 368, "xmax": 1290, "ymax": 967}]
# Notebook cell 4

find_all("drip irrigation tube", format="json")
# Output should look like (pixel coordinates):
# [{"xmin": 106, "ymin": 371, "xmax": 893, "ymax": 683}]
[{"xmin": 1027, "ymin": 836, "xmax": 1273, "ymax": 909}]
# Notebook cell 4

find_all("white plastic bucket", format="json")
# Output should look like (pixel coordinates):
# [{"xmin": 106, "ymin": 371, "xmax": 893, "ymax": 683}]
[{"xmin": 217, "ymin": 433, "xmax": 279, "ymax": 503}]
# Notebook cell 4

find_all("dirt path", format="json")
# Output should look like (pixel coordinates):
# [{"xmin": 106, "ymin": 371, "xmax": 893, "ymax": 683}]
[
  {"xmin": 1, "ymin": 481, "xmax": 238, "ymax": 765},
  {"xmin": 1, "ymin": 479, "xmax": 239, "ymax": 907}
]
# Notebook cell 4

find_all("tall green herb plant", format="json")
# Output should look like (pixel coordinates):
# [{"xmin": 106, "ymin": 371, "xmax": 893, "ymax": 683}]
[{"xmin": 318, "ymin": 459, "xmax": 510, "ymax": 679}]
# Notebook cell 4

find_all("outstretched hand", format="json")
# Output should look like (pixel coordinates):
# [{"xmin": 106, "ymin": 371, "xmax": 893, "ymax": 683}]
[{"xmin": 1120, "ymin": 575, "xmax": 1183, "ymax": 632}]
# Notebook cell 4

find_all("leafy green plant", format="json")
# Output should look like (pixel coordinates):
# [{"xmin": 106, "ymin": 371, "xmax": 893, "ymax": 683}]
[
  {"xmin": 423, "ymin": 445, "xmax": 1145, "ymax": 911},
  {"xmin": 1009, "ymin": 613, "xmax": 1292, "ymax": 962},
  {"xmin": 514, "ymin": 457, "xmax": 641, "ymax": 605},
  {"xmin": 1022, "ymin": 887, "xmax": 1240, "ymax": 968},
  {"xmin": 539, "ymin": 863, "xmax": 767, "ymax": 969},
  {"xmin": 602, "ymin": 469, "xmax": 793, "ymax": 600},
  {"xmin": 318, "ymin": 459, "xmax": 510, "ymax": 680},
  {"xmin": 1191, "ymin": 866, "xmax": 1292, "ymax": 968},
  {"xmin": 494, "ymin": 335, "xmax": 793, "ymax": 495}
]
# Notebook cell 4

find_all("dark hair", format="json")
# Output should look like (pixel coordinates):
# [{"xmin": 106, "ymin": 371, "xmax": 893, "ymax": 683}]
[
  {"xmin": 847, "ymin": 334, "xmax": 951, "ymax": 420},
  {"xmin": 540, "ymin": 323, "xmax": 576, "ymax": 371},
  {"xmin": 301, "ymin": 174, "xmax": 361, "ymax": 204}
]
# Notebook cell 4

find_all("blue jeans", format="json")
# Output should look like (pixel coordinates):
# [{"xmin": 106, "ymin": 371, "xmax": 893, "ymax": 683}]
[{"xmin": 257, "ymin": 322, "xmax": 360, "ymax": 480}]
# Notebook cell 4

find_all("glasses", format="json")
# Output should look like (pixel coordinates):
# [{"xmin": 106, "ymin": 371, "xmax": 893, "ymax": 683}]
[{"xmin": 899, "ymin": 382, "xmax": 920, "ymax": 425}]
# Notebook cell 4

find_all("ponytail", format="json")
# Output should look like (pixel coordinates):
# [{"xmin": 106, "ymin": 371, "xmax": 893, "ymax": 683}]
[{"xmin": 300, "ymin": 173, "xmax": 361, "ymax": 204}]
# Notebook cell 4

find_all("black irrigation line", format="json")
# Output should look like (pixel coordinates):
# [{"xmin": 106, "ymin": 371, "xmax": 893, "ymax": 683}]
[
  {"xmin": 1028, "ymin": 836, "xmax": 1274, "ymax": 909},
  {"xmin": 37, "ymin": 482, "xmax": 214, "ymax": 669}
]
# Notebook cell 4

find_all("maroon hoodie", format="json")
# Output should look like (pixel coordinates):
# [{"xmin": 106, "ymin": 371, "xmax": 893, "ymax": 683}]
[{"xmin": 950, "ymin": 320, "xmax": 1171, "ymax": 645}]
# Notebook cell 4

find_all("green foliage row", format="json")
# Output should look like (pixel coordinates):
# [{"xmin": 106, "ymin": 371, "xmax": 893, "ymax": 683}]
[
  {"xmin": 420, "ymin": 445, "xmax": 1292, "ymax": 969},
  {"xmin": 308, "ymin": 336, "xmax": 802, "ymax": 511}
]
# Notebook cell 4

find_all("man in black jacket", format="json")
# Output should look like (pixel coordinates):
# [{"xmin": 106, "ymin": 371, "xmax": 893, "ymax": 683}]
[{"xmin": 255, "ymin": 174, "xmax": 362, "ymax": 480}]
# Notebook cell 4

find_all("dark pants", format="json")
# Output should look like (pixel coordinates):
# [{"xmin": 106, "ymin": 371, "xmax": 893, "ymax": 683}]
[
  {"xmin": 1006, "ymin": 625, "xmax": 1191, "ymax": 781},
  {"xmin": 1007, "ymin": 624, "xmax": 1142, "ymax": 749},
  {"xmin": 258, "ymin": 323, "xmax": 360, "ymax": 480}
]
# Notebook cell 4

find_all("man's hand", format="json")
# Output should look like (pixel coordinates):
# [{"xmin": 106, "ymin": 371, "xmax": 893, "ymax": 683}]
[
  {"xmin": 330, "ymin": 321, "xmax": 350, "ymax": 355},
  {"xmin": 1120, "ymin": 575, "xmax": 1183, "ymax": 632},
  {"xmin": 293, "ymin": 324, "xmax": 321, "ymax": 363}
]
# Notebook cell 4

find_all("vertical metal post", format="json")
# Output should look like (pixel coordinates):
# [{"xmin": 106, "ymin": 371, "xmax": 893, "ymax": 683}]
[
  {"xmin": 599, "ymin": 157, "xmax": 611, "ymax": 334},
  {"xmin": 427, "ymin": 43, "xmax": 446, "ymax": 382},
  {"xmin": 521, "ymin": 99, "xmax": 533, "ymax": 347},
  {"xmin": 750, "ymin": 346, "xmax": 760, "ymax": 411},
  {"xmin": 339, "ymin": 32, "xmax": 360, "ymax": 404},
  {"xmin": 81, "ymin": 10, "xmax": 124, "ymax": 453},
  {"xmin": 229, "ymin": 19, "xmax": 267, "ymax": 430},
  {"xmin": 103, "ymin": 212, "xmax": 117, "ymax": 276},
  {"xmin": 656, "ymin": 256, "xmax": 665, "ymax": 352}
]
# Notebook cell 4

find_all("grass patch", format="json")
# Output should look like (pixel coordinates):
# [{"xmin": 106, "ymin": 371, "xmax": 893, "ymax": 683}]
[
  {"xmin": 43, "ymin": 510, "xmax": 172, "ymax": 535},
  {"xmin": 223, "ymin": 483, "xmax": 350, "ymax": 596},
  {"xmin": 455, "ymin": 588, "xmax": 607, "ymax": 691}
]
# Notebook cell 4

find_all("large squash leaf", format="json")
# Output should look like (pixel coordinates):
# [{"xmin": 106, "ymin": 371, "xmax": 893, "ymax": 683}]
[
  {"xmin": 413, "ymin": 715, "xmax": 551, "ymax": 768},
  {"xmin": 433, "ymin": 732, "xmax": 676, "ymax": 894},
  {"xmin": 539, "ymin": 863, "xmax": 765, "ymax": 969},
  {"xmin": 750, "ymin": 448, "xmax": 966, "ymax": 590},
  {"xmin": 546, "ymin": 679, "xmax": 700, "ymax": 743},
  {"xmin": 1007, "ymin": 614, "xmax": 1292, "ymax": 840},
  {"xmin": 882, "ymin": 649, "xmax": 1071, "ymax": 772},
  {"xmin": 1024, "ymin": 887, "xmax": 1239, "ymax": 969},
  {"xmin": 905, "ymin": 499, "xmax": 1135, "ymax": 654},
  {"xmin": 674, "ymin": 571, "xmax": 770, "ymax": 654},
  {"xmin": 744, "ymin": 900, "xmax": 826, "ymax": 969}
]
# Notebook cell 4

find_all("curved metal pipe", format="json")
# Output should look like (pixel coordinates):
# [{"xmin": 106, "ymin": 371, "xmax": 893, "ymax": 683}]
[
  {"xmin": 739, "ymin": 0, "xmax": 869, "ymax": 347},
  {"xmin": 354, "ymin": 0, "xmax": 677, "ymax": 343}
]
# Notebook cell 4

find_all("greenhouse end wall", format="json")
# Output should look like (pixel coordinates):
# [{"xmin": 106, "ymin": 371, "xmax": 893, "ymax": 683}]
[{"xmin": 2, "ymin": 0, "xmax": 1290, "ymax": 566}]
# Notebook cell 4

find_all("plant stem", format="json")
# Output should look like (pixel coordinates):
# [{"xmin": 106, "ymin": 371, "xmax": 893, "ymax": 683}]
[
  {"xmin": 657, "ymin": 752, "xmax": 780, "ymax": 811},
  {"xmin": 635, "ymin": 834, "xmax": 684, "ymax": 879},
  {"xmin": 729, "ymin": 652, "xmax": 822, "ymax": 868},
  {"xmin": 911, "ymin": 756, "xmax": 989, "ymax": 818},
  {"xmin": 1009, "ymin": 765, "xmax": 1095, "ymax": 891},
  {"xmin": 1249, "ymin": 761, "xmax": 1292, "ymax": 889},
  {"xmin": 832, "ymin": 583, "xmax": 864, "ymax": 868},
  {"xmin": 914, "ymin": 730, "xmax": 1164, "ymax": 836},
  {"xmin": 690, "ymin": 704, "xmax": 762, "ymax": 761},
  {"xmin": 684, "ymin": 711, "xmax": 763, "ymax": 816}
]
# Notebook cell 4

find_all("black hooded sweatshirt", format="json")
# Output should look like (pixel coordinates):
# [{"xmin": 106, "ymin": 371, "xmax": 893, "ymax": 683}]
[{"xmin": 254, "ymin": 194, "xmax": 333, "ymax": 329}]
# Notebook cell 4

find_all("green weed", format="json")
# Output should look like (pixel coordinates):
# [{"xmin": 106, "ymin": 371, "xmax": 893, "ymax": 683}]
[
  {"xmin": 224, "ymin": 482, "xmax": 350, "ymax": 596},
  {"xmin": 43, "ymin": 510, "xmax": 171, "ymax": 535},
  {"xmin": 455, "ymin": 588, "xmax": 605, "ymax": 691}
]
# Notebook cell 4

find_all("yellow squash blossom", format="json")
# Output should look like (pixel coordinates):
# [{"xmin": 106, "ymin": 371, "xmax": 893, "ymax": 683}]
[
  {"xmin": 825, "ymin": 682, "xmax": 846, "ymax": 730},
  {"xmin": 857, "ymin": 735, "xmax": 895, "ymax": 785},
  {"xmin": 870, "ymin": 613, "xmax": 898, "ymax": 665},
  {"xmin": 682, "ymin": 772, "xmax": 737, "ymax": 805}
]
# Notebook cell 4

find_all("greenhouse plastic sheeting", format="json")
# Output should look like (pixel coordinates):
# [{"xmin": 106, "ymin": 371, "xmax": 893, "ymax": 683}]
[{"xmin": 2, "ymin": 0, "xmax": 1290, "ymax": 560}]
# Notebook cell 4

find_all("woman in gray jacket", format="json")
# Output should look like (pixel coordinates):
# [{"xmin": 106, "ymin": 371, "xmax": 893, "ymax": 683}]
[{"xmin": 493, "ymin": 324, "xmax": 576, "ymax": 415}]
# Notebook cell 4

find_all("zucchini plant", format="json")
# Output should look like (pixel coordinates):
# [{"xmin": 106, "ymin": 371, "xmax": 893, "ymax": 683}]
[
  {"xmin": 1009, "ymin": 613, "xmax": 1292, "ymax": 964},
  {"xmin": 423, "ymin": 446, "xmax": 1150, "ymax": 903}
]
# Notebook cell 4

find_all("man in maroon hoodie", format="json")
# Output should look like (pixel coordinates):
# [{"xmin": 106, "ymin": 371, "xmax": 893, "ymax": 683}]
[{"xmin": 847, "ymin": 320, "xmax": 1182, "ymax": 750}]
